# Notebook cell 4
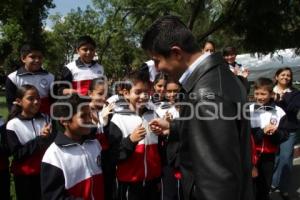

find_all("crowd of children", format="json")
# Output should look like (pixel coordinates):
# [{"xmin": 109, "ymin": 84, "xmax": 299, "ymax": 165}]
[{"xmin": 0, "ymin": 34, "xmax": 298, "ymax": 200}]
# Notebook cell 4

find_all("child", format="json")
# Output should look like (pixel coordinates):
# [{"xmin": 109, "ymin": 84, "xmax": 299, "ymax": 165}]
[
  {"xmin": 151, "ymin": 72, "xmax": 167, "ymax": 104},
  {"xmin": 5, "ymin": 84, "xmax": 54, "ymax": 200},
  {"xmin": 155, "ymin": 79, "xmax": 180, "ymax": 120},
  {"xmin": 88, "ymin": 78, "xmax": 116, "ymax": 200},
  {"xmin": 109, "ymin": 71, "xmax": 161, "ymax": 200},
  {"xmin": 41, "ymin": 94, "xmax": 104, "ymax": 200},
  {"xmin": 0, "ymin": 117, "xmax": 10, "ymax": 200},
  {"xmin": 223, "ymin": 46, "xmax": 249, "ymax": 78},
  {"xmin": 5, "ymin": 43, "xmax": 55, "ymax": 114},
  {"xmin": 250, "ymin": 78, "xmax": 288, "ymax": 200},
  {"xmin": 60, "ymin": 35, "xmax": 105, "ymax": 96},
  {"xmin": 157, "ymin": 79, "xmax": 182, "ymax": 200}
]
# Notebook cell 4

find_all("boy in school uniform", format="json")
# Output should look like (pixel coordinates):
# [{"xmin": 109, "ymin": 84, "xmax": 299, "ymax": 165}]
[
  {"xmin": 250, "ymin": 78, "xmax": 289, "ymax": 200},
  {"xmin": 41, "ymin": 94, "xmax": 104, "ymax": 200},
  {"xmin": 5, "ymin": 43, "xmax": 54, "ymax": 114},
  {"xmin": 109, "ymin": 71, "xmax": 162, "ymax": 200},
  {"xmin": 60, "ymin": 35, "xmax": 105, "ymax": 96}
]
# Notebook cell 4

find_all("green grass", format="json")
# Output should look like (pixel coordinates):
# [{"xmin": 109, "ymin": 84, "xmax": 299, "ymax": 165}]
[{"xmin": 0, "ymin": 91, "xmax": 8, "ymax": 120}]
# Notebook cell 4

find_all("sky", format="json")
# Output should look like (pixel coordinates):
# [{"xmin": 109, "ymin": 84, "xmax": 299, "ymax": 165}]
[{"xmin": 45, "ymin": 0, "xmax": 93, "ymax": 29}]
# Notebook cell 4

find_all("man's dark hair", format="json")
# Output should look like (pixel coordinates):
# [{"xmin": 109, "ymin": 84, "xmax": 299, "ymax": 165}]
[
  {"xmin": 222, "ymin": 46, "xmax": 237, "ymax": 56},
  {"xmin": 141, "ymin": 15, "xmax": 200, "ymax": 57},
  {"xmin": 20, "ymin": 43, "xmax": 44, "ymax": 58},
  {"xmin": 53, "ymin": 94, "xmax": 90, "ymax": 120},
  {"xmin": 254, "ymin": 77, "xmax": 274, "ymax": 93},
  {"xmin": 76, "ymin": 35, "xmax": 96, "ymax": 49}
]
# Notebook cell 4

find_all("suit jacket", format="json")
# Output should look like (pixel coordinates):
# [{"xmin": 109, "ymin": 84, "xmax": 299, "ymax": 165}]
[{"xmin": 168, "ymin": 53, "xmax": 254, "ymax": 200}]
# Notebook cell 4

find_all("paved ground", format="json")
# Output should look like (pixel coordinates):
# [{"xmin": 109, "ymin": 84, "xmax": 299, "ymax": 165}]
[{"xmin": 270, "ymin": 158, "xmax": 300, "ymax": 200}]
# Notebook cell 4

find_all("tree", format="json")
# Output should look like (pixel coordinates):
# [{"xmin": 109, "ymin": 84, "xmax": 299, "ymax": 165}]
[{"xmin": 0, "ymin": 0, "xmax": 54, "ymax": 73}]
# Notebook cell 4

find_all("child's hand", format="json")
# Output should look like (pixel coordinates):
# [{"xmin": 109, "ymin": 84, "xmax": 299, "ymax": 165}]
[
  {"xmin": 163, "ymin": 112, "xmax": 173, "ymax": 122},
  {"xmin": 129, "ymin": 124, "xmax": 146, "ymax": 143},
  {"xmin": 100, "ymin": 103, "xmax": 115, "ymax": 126},
  {"xmin": 242, "ymin": 68, "xmax": 249, "ymax": 78},
  {"xmin": 41, "ymin": 123, "xmax": 52, "ymax": 137},
  {"xmin": 63, "ymin": 88, "xmax": 77, "ymax": 95},
  {"xmin": 263, "ymin": 124, "xmax": 277, "ymax": 135},
  {"xmin": 252, "ymin": 166, "xmax": 258, "ymax": 178}
]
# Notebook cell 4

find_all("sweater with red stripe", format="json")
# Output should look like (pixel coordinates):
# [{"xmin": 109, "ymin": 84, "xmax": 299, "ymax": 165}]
[
  {"xmin": 250, "ymin": 102, "xmax": 288, "ymax": 156},
  {"xmin": 109, "ymin": 108, "xmax": 162, "ymax": 183},
  {"xmin": 6, "ymin": 113, "xmax": 54, "ymax": 175},
  {"xmin": 41, "ymin": 132, "xmax": 104, "ymax": 200},
  {"xmin": 60, "ymin": 59, "xmax": 105, "ymax": 96},
  {"xmin": 6, "ymin": 67, "xmax": 54, "ymax": 114}
]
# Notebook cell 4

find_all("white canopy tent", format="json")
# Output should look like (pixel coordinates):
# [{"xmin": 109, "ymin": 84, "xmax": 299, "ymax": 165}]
[{"xmin": 236, "ymin": 49, "xmax": 300, "ymax": 81}]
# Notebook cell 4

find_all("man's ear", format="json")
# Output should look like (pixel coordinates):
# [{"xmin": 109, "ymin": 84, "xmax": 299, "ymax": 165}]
[{"xmin": 170, "ymin": 46, "xmax": 183, "ymax": 60}]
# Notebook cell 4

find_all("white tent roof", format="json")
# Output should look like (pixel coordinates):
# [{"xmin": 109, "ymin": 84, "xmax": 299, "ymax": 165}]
[{"xmin": 236, "ymin": 49, "xmax": 300, "ymax": 81}]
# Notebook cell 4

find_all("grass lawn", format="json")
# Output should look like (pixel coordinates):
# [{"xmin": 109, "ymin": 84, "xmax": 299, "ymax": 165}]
[{"xmin": 0, "ymin": 91, "xmax": 8, "ymax": 120}]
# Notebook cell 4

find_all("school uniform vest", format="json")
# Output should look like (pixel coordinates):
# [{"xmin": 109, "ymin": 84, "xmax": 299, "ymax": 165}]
[
  {"xmin": 7, "ymin": 67, "xmax": 54, "ymax": 114},
  {"xmin": 6, "ymin": 113, "xmax": 50, "ymax": 175},
  {"xmin": 65, "ymin": 59, "xmax": 104, "ymax": 95},
  {"xmin": 250, "ymin": 103, "xmax": 286, "ymax": 154},
  {"xmin": 111, "ymin": 110, "xmax": 162, "ymax": 183},
  {"xmin": 42, "ymin": 133, "xmax": 104, "ymax": 200}
]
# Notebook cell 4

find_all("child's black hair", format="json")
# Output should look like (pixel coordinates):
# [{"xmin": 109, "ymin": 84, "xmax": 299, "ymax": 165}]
[
  {"xmin": 20, "ymin": 43, "xmax": 44, "ymax": 58},
  {"xmin": 153, "ymin": 72, "xmax": 168, "ymax": 85},
  {"xmin": 254, "ymin": 77, "xmax": 274, "ymax": 93},
  {"xmin": 76, "ymin": 35, "xmax": 96, "ymax": 49},
  {"xmin": 222, "ymin": 46, "xmax": 237, "ymax": 56},
  {"xmin": 202, "ymin": 40, "xmax": 216, "ymax": 50},
  {"xmin": 88, "ymin": 77, "xmax": 106, "ymax": 91},
  {"xmin": 123, "ymin": 70, "xmax": 151, "ymax": 91},
  {"xmin": 52, "ymin": 94, "xmax": 90, "ymax": 120},
  {"xmin": 7, "ymin": 85, "xmax": 39, "ymax": 121}
]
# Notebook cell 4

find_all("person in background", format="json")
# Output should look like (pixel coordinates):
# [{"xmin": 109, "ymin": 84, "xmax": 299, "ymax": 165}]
[
  {"xmin": 223, "ymin": 46, "xmax": 249, "ymax": 78},
  {"xmin": 41, "ymin": 94, "xmax": 104, "ymax": 200},
  {"xmin": 272, "ymin": 67, "xmax": 298, "ymax": 200},
  {"xmin": 223, "ymin": 46, "xmax": 250, "ymax": 93},
  {"xmin": 88, "ymin": 78, "xmax": 116, "ymax": 200},
  {"xmin": 109, "ymin": 71, "xmax": 162, "ymax": 200},
  {"xmin": 59, "ymin": 35, "xmax": 105, "ymax": 96},
  {"xmin": 6, "ymin": 85, "xmax": 54, "ymax": 200},
  {"xmin": 250, "ymin": 78, "xmax": 288, "ymax": 200},
  {"xmin": 5, "ymin": 43, "xmax": 54, "ymax": 114},
  {"xmin": 202, "ymin": 40, "xmax": 215, "ymax": 54},
  {"xmin": 151, "ymin": 72, "xmax": 167, "ymax": 104}
]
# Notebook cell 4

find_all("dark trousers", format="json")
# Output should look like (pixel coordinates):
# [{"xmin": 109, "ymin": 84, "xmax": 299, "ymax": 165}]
[
  {"xmin": 254, "ymin": 153, "xmax": 275, "ymax": 200},
  {"xmin": 162, "ymin": 166, "xmax": 183, "ymax": 200},
  {"xmin": 0, "ymin": 169, "xmax": 10, "ymax": 200},
  {"xmin": 117, "ymin": 179, "xmax": 160, "ymax": 200},
  {"xmin": 14, "ymin": 175, "xmax": 41, "ymax": 200}
]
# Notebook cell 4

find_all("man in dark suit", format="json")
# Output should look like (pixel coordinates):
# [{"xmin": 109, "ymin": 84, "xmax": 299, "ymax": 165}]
[{"xmin": 142, "ymin": 15, "xmax": 254, "ymax": 200}]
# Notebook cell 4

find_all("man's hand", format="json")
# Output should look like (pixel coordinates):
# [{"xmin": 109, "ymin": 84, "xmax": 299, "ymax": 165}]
[
  {"xmin": 129, "ymin": 124, "xmax": 146, "ymax": 143},
  {"xmin": 149, "ymin": 118, "xmax": 170, "ymax": 136}
]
